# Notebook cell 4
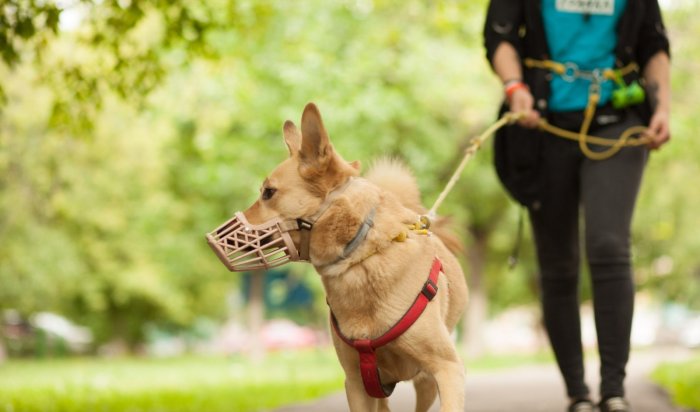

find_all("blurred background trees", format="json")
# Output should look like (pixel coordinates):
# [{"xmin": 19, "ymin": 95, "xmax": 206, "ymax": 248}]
[{"xmin": 1, "ymin": 0, "xmax": 698, "ymax": 353}]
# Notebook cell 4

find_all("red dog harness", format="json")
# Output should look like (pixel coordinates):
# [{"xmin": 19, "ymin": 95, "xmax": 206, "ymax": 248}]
[{"xmin": 330, "ymin": 257, "xmax": 442, "ymax": 398}]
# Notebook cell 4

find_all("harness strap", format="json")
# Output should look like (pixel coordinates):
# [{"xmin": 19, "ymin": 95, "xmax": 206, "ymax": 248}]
[
  {"xmin": 355, "ymin": 339, "xmax": 396, "ymax": 398},
  {"xmin": 330, "ymin": 257, "xmax": 442, "ymax": 398}
]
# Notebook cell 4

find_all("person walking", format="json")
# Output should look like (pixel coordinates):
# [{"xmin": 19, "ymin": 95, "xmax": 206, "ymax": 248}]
[{"xmin": 483, "ymin": 1, "xmax": 670, "ymax": 411}]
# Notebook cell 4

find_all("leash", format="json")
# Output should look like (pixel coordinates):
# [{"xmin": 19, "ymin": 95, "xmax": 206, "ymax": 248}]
[
  {"xmin": 525, "ymin": 58, "xmax": 651, "ymax": 160},
  {"xmin": 427, "ymin": 112, "xmax": 523, "ymax": 218},
  {"xmin": 428, "ymin": 85, "xmax": 652, "ymax": 217},
  {"xmin": 425, "ymin": 109, "xmax": 650, "ymax": 272}
]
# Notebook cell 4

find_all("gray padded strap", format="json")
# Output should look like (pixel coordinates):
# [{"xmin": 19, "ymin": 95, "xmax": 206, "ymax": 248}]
[{"xmin": 340, "ymin": 207, "xmax": 375, "ymax": 259}]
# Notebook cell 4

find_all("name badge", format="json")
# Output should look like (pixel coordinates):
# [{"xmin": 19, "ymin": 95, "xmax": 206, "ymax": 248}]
[{"xmin": 556, "ymin": 0, "xmax": 615, "ymax": 15}]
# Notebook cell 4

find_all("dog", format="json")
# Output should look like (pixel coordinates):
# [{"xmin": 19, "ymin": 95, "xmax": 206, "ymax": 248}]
[{"xmin": 207, "ymin": 103, "xmax": 468, "ymax": 412}]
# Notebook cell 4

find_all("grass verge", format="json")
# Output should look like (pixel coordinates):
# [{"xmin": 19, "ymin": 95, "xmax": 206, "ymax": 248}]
[
  {"xmin": 0, "ymin": 347, "xmax": 558, "ymax": 412},
  {"xmin": 651, "ymin": 354, "xmax": 700, "ymax": 411},
  {"xmin": 0, "ymin": 350, "xmax": 344, "ymax": 412}
]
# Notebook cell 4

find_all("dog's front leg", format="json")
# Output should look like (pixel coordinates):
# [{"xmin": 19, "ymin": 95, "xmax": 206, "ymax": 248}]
[
  {"xmin": 345, "ymin": 376, "xmax": 386, "ymax": 412},
  {"xmin": 426, "ymin": 355, "xmax": 465, "ymax": 412},
  {"xmin": 413, "ymin": 371, "xmax": 438, "ymax": 412}
]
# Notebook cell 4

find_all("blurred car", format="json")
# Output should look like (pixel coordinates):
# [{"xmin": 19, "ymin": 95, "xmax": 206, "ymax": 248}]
[
  {"xmin": 31, "ymin": 312, "xmax": 93, "ymax": 353},
  {"xmin": 260, "ymin": 319, "xmax": 317, "ymax": 350},
  {"xmin": 1, "ymin": 310, "xmax": 93, "ymax": 356}
]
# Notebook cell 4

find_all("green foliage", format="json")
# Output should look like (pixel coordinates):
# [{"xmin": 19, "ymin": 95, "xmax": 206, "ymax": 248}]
[
  {"xmin": 0, "ymin": 0, "xmax": 699, "ymax": 351},
  {"xmin": 633, "ymin": 2, "xmax": 700, "ymax": 309},
  {"xmin": 0, "ymin": 0, "xmax": 61, "ymax": 67},
  {"xmin": 652, "ymin": 355, "xmax": 700, "ymax": 411},
  {"xmin": 2, "ymin": 0, "xmax": 506, "ymax": 345}
]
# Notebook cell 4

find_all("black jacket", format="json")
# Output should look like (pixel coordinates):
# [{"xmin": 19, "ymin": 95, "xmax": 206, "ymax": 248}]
[
  {"xmin": 483, "ymin": 0, "xmax": 670, "ymax": 207},
  {"xmin": 484, "ymin": 0, "xmax": 670, "ymax": 115}
]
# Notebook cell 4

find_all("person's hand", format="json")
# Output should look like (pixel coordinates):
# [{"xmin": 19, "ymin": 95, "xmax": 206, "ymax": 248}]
[
  {"xmin": 508, "ymin": 86, "xmax": 540, "ymax": 128},
  {"xmin": 646, "ymin": 107, "xmax": 670, "ymax": 150}
]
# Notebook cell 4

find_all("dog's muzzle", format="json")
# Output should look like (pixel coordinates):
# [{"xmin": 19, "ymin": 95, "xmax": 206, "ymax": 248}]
[
  {"xmin": 206, "ymin": 178, "xmax": 357, "ymax": 272},
  {"xmin": 206, "ymin": 212, "xmax": 311, "ymax": 272}
]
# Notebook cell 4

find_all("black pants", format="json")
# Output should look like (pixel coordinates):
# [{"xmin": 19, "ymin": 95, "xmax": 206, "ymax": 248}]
[{"xmin": 529, "ymin": 109, "xmax": 648, "ymax": 400}]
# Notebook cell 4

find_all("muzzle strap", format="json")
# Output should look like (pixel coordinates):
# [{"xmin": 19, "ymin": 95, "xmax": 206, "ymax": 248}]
[
  {"xmin": 277, "ymin": 220, "xmax": 300, "ymax": 232},
  {"xmin": 297, "ymin": 219, "xmax": 313, "ymax": 261},
  {"xmin": 286, "ymin": 179, "xmax": 356, "ymax": 263}
]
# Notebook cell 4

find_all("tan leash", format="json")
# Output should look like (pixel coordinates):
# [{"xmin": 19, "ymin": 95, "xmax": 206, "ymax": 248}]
[
  {"xmin": 416, "ymin": 60, "xmax": 653, "ymax": 264},
  {"xmin": 524, "ymin": 58, "xmax": 652, "ymax": 160},
  {"xmin": 428, "ymin": 59, "xmax": 653, "ymax": 216},
  {"xmin": 427, "ymin": 108, "xmax": 652, "ymax": 217},
  {"xmin": 427, "ymin": 112, "xmax": 523, "ymax": 218}
]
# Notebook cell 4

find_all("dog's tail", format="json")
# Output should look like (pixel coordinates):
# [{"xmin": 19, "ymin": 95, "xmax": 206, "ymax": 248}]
[
  {"xmin": 365, "ymin": 158, "xmax": 423, "ymax": 212},
  {"xmin": 365, "ymin": 158, "xmax": 464, "ymax": 255}
]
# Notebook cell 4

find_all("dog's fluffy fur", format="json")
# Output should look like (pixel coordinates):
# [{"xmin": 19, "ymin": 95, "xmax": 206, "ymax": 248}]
[{"xmin": 243, "ymin": 103, "xmax": 468, "ymax": 412}]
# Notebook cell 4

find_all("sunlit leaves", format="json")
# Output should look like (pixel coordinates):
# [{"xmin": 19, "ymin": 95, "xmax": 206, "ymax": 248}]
[
  {"xmin": 0, "ymin": 0, "xmax": 61, "ymax": 66},
  {"xmin": 1, "ymin": 0, "xmax": 699, "ymax": 354}
]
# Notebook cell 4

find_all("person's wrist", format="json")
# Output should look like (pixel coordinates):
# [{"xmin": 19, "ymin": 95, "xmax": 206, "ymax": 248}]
[
  {"xmin": 505, "ymin": 81, "xmax": 529, "ymax": 104},
  {"xmin": 503, "ymin": 78, "xmax": 523, "ymax": 88},
  {"xmin": 653, "ymin": 103, "xmax": 670, "ymax": 114}
]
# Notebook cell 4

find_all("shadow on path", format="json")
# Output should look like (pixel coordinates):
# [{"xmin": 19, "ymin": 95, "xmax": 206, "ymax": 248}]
[{"xmin": 271, "ymin": 347, "xmax": 692, "ymax": 412}]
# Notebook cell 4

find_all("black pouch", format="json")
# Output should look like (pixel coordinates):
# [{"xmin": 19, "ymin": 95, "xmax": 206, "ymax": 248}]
[
  {"xmin": 547, "ymin": 103, "xmax": 628, "ymax": 133},
  {"xmin": 493, "ymin": 103, "xmax": 545, "ymax": 209}
]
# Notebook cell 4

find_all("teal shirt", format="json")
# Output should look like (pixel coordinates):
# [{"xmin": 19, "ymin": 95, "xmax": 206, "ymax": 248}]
[{"xmin": 542, "ymin": 0, "xmax": 627, "ymax": 112}]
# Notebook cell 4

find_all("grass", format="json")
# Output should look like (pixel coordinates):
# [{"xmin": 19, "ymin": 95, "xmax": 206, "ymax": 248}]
[
  {"xmin": 0, "ymin": 347, "xmax": 556, "ymax": 412},
  {"xmin": 652, "ymin": 354, "xmax": 700, "ymax": 412},
  {"xmin": 0, "ymin": 350, "xmax": 345, "ymax": 412},
  {"xmin": 465, "ymin": 350, "xmax": 554, "ymax": 371}
]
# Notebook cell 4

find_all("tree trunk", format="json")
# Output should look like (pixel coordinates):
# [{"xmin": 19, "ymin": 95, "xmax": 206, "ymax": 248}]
[
  {"xmin": 462, "ymin": 230, "xmax": 489, "ymax": 358},
  {"xmin": 0, "ymin": 337, "xmax": 6, "ymax": 363},
  {"xmin": 248, "ymin": 270, "xmax": 266, "ymax": 362}
]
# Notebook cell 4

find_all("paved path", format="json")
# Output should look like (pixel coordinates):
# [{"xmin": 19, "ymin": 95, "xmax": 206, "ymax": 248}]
[{"xmin": 272, "ymin": 348, "xmax": 693, "ymax": 412}]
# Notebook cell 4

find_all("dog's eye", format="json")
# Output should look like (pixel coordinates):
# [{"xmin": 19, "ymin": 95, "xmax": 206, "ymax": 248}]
[{"xmin": 262, "ymin": 187, "xmax": 277, "ymax": 201}]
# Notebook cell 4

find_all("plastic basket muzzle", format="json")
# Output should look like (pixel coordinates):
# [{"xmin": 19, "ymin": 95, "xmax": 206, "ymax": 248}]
[{"xmin": 206, "ymin": 212, "xmax": 301, "ymax": 271}]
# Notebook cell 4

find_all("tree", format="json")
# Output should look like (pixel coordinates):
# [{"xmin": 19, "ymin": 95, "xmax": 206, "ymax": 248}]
[{"xmin": 1, "ymin": 0, "xmax": 699, "ymax": 353}]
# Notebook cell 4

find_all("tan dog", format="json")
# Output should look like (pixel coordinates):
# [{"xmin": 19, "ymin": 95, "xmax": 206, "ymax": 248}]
[{"xmin": 235, "ymin": 103, "xmax": 468, "ymax": 412}]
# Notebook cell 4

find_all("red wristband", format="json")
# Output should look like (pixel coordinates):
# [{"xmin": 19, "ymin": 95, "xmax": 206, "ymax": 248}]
[{"xmin": 505, "ymin": 81, "xmax": 528, "ymax": 102}]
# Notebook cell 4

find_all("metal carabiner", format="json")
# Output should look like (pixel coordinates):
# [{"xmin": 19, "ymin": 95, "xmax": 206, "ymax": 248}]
[
  {"xmin": 591, "ymin": 68, "xmax": 605, "ymax": 84},
  {"xmin": 561, "ymin": 62, "xmax": 579, "ymax": 82},
  {"xmin": 588, "ymin": 69, "xmax": 604, "ymax": 96}
]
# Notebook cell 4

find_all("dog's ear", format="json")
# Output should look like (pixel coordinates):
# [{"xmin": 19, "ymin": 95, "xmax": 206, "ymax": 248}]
[
  {"xmin": 283, "ymin": 120, "xmax": 301, "ymax": 157},
  {"xmin": 300, "ymin": 103, "xmax": 332, "ymax": 170}
]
